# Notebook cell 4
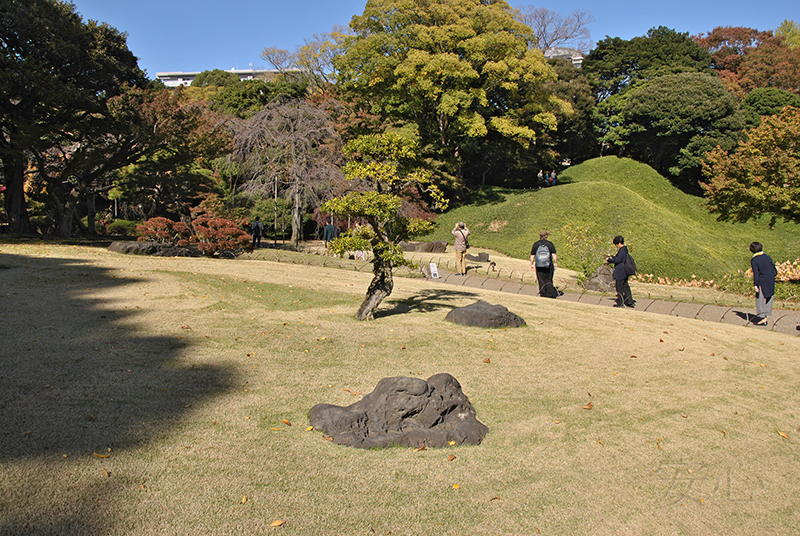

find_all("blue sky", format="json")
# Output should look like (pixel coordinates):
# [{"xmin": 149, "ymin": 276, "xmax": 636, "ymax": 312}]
[{"xmin": 70, "ymin": 0, "xmax": 798, "ymax": 79}]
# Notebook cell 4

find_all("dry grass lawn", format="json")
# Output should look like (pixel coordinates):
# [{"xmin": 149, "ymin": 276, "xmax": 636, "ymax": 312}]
[{"xmin": 1, "ymin": 243, "xmax": 799, "ymax": 535}]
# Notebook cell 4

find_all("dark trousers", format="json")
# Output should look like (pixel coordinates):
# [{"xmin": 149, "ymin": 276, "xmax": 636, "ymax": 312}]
[
  {"xmin": 615, "ymin": 277, "xmax": 635, "ymax": 307},
  {"xmin": 536, "ymin": 267, "xmax": 558, "ymax": 298}
]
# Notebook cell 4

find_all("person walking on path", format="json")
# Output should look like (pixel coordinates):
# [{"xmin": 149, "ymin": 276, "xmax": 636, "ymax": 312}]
[
  {"xmin": 322, "ymin": 219, "xmax": 339, "ymax": 251},
  {"xmin": 530, "ymin": 230, "xmax": 558, "ymax": 298},
  {"xmin": 750, "ymin": 241, "xmax": 776, "ymax": 325},
  {"xmin": 251, "ymin": 216, "xmax": 264, "ymax": 249},
  {"xmin": 452, "ymin": 222, "xmax": 470, "ymax": 276},
  {"xmin": 606, "ymin": 235, "xmax": 636, "ymax": 308}
]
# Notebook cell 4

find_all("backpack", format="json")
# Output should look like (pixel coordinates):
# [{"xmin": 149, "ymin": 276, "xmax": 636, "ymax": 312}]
[
  {"xmin": 535, "ymin": 244, "xmax": 551, "ymax": 268},
  {"xmin": 623, "ymin": 253, "xmax": 637, "ymax": 276}
]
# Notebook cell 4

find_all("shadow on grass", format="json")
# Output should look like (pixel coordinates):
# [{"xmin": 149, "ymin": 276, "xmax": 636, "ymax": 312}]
[
  {"xmin": 0, "ymin": 252, "xmax": 236, "ymax": 535},
  {"xmin": 375, "ymin": 288, "xmax": 481, "ymax": 318}
]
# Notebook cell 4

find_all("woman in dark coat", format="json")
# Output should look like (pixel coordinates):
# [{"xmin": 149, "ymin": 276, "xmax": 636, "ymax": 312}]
[
  {"xmin": 606, "ymin": 235, "xmax": 635, "ymax": 308},
  {"xmin": 750, "ymin": 241, "xmax": 776, "ymax": 325}
]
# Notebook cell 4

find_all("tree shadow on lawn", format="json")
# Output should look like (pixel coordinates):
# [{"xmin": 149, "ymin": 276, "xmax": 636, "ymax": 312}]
[
  {"xmin": 375, "ymin": 288, "xmax": 481, "ymax": 318},
  {"xmin": 0, "ymin": 252, "xmax": 237, "ymax": 535}
]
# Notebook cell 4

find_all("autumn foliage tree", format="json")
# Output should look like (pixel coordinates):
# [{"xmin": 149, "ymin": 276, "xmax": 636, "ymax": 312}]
[
  {"xmin": 702, "ymin": 106, "xmax": 800, "ymax": 225},
  {"xmin": 694, "ymin": 27, "xmax": 800, "ymax": 96},
  {"xmin": 321, "ymin": 133, "xmax": 447, "ymax": 320}
]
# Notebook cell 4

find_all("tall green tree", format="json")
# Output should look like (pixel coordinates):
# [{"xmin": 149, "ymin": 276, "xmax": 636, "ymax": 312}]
[
  {"xmin": 333, "ymin": 0, "xmax": 566, "ymax": 187},
  {"xmin": 741, "ymin": 87, "xmax": 800, "ymax": 128},
  {"xmin": 612, "ymin": 72, "xmax": 744, "ymax": 185},
  {"xmin": 583, "ymin": 26, "xmax": 712, "ymax": 101},
  {"xmin": 321, "ymin": 133, "xmax": 447, "ymax": 320},
  {"xmin": 1, "ymin": 0, "xmax": 146, "ymax": 234},
  {"xmin": 191, "ymin": 69, "xmax": 242, "ymax": 88},
  {"xmin": 109, "ymin": 87, "xmax": 233, "ymax": 226},
  {"xmin": 702, "ymin": 106, "xmax": 800, "ymax": 226},
  {"xmin": 776, "ymin": 19, "xmax": 800, "ymax": 49}
]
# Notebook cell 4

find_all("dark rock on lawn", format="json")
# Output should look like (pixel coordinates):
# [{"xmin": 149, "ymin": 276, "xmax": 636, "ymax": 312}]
[
  {"xmin": 465, "ymin": 252, "xmax": 489, "ymax": 263},
  {"xmin": 309, "ymin": 373, "xmax": 488, "ymax": 449},
  {"xmin": 445, "ymin": 300, "xmax": 526, "ymax": 328},
  {"xmin": 399, "ymin": 240, "xmax": 448, "ymax": 253},
  {"xmin": 108, "ymin": 241, "xmax": 200, "ymax": 257}
]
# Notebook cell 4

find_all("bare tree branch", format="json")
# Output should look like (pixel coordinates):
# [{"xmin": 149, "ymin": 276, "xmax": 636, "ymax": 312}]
[{"xmin": 515, "ymin": 6, "xmax": 594, "ymax": 52}]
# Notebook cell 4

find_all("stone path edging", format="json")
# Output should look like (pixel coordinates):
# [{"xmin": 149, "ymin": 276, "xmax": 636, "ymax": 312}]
[{"xmin": 429, "ymin": 268, "xmax": 800, "ymax": 336}]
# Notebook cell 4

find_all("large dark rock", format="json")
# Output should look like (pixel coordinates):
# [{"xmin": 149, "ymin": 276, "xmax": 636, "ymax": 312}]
[
  {"xmin": 309, "ymin": 373, "xmax": 489, "ymax": 449},
  {"xmin": 465, "ymin": 252, "xmax": 490, "ymax": 262},
  {"xmin": 399, "ymin": 240, "xmax": 448, "ymax": 253},
  {"xmin": 108, "ymin": 241, "xmax": 200, "ymax": 257},
  {"xmin": 583, "ymin": 264, "xmax": 614, "ymax": 292},
  {"xmin": 445, "ymin": 300, "xmax": 526, "ymax": 328}
]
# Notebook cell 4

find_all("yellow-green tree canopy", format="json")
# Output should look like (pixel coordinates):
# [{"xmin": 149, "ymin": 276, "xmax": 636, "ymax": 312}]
[
  {"xmin": 333, "ymin": 0, "xmax": 567, "ymax": 186},
  {"xmin": 321, "ymin": 133, "xmax": 447, "ymax": 320}
]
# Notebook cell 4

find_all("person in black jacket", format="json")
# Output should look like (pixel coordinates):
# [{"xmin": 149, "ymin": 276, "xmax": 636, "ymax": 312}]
[
  {"xmin": 530, "ymin": 230, "xmax": 558, "ymax": 298},
  {"xmin": 750, "ymin": 241, "xmax": 776, "ymax": 326},
  {"xmin": 606, "ymin": 235, "xmax": 635, "ymax": 308}
]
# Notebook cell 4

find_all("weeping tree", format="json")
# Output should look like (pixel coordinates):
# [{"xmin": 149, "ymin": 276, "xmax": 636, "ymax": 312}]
[
  {"xmin": 233, "ymin": 97, "xmax": 343, "ymax": 246},
  {"xmin": 321, "ymin": 133, "xmax": 448, "ymax": 320}
]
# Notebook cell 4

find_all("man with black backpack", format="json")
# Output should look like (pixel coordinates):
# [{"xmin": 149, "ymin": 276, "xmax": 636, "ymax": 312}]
[{"xmin": 530, "ymin": 230, "xmax": 558, "ymax": 298}]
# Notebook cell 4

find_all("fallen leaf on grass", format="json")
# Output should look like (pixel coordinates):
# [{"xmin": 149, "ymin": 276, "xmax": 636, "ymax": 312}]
[
  {"xmin": 779, "ymin": 431, "xmax": 789, "ymax": 439},
  {"xmin": 583, "ymin": 402, "xmax": 593, "ymax": 410},
  {"xmin": 344, "ymin": 388, "xmax": 362, "ymax": 396},
  {"xmin": 93, "ymin": 452, "xmax": 109, "ymax": 458},
  {"xmin": 306, "ymin": 426, "xmax": 314, "ymax": 431},
  {"xmin": 270, "ymin": 428, "xmax": 283, "ymax": 431},
  {"xmin": 281, "ymin": 420, "xmax": 292, "ymax": 426},
  {"xmin": 489, "ymin": 496, "xmax": 502, "ymax": 501},
  {"xmin": 452, "ymin": 484, "xmax": 460, "ymax": 489},
  {"xmin": 447, "ymin": 455, "xmax": 456, "ymax": 461},
  {"xmin": 413, "ymin": 445, "xmax": 427, "ymax": 452},
  {"xmin": 720, "ymin": 430, "xmax": 726, "ymax": 436},
  {"xmin": 323, "ymin": 435, "xmax": 333, "ymax": 441},
  {"xmin": 483, "ymin": 358, "xmax": 491, "ymax": 363},
  {"xmin": 239, "ymin": 496, "xmax": 247, "ymax": 504},
  {"xmin": 270, "ymin": 520, "xmax": 285, "ymax": 527}
]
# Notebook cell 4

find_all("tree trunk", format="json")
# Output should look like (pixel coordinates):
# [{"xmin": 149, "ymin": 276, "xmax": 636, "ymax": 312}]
[
  {"xmin": 2, "ymin": 156, "xmax": 34, "ymax": 234},
  {"xmin": 356, "ymin": 257, "xmax": 394, "ymax": 321},
  {"xmin": 86, "ymin": 191, "xmax": 97, "ymax": 235},
  {"xmin": 55, "ymin": 188, "xmax": 80, "ymax": 238},
  {"xmin": 290, "ymin": 184, "xmax": 302, "ymax": 247}
]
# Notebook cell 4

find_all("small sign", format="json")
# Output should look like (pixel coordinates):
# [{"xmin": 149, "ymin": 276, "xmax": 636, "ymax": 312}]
[{"xmin": 429, "ymin": 263, "xmax": 439, "ymax": 279}]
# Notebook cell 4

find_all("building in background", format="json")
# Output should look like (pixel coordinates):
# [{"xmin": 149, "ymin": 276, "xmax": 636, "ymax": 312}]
[
  {"xmin": 156, "ymin": 68, "xmax": 287, "ymax": 87},
  {"xmin": 543, "ymin": 47, "xmax": 584, "ymax": 68}
]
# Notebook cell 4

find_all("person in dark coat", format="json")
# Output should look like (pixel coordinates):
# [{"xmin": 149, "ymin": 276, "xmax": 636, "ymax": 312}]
[
  {"xmin": 750, "ymin": 241, "xmax": 776, "ymax": 325},
  {"xmin": 322, "ymin": 219, "xmax": 339, "ymax": 249},
  {"xmin": 251, "ymin": 216, "xmax": 263, "ymax": 248},
  {"xmin": 606, "ymin": 235, "xmax": 635, "ymax": 308},
  {"xmin": 530, "ymin": 230, "xmax": 558, "ymax": 298}
]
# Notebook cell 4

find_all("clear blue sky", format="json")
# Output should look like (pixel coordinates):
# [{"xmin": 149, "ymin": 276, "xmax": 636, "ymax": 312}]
[{"xmin": 69, "ymin": 0, "xmax": 798, "ymax": 79}]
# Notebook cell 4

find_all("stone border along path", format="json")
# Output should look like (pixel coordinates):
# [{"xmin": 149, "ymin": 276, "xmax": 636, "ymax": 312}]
[{"xmin": 428, "ymin": 267, "xmax": 800, "ymax": 337}]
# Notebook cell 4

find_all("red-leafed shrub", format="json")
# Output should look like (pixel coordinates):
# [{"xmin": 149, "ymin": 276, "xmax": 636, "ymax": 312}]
[
  {"xmin": 137, "ymin": 216, "xmax": 251, "ymax": 256},
  {"xmin": 136, "ymin": 218, "xmax": 192, "ymax": 244},
  {"xmin": 191, "ymin": 216, "xmax": 251, "ymax": 255}
]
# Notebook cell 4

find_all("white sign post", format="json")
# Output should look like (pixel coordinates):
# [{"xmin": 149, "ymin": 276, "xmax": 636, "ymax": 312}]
[{"xmin": 429, "ymin": 262, "xmax": 439, "ymax": 279}]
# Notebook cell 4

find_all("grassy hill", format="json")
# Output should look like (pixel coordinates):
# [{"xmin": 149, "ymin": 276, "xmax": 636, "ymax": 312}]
[{"xmin": 429, "ymin": 157, "xmax": 800, "ymax": 279}]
